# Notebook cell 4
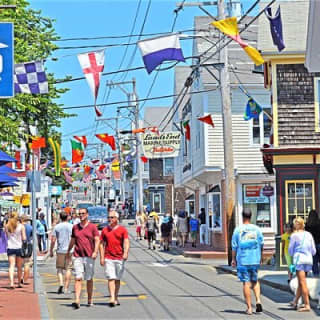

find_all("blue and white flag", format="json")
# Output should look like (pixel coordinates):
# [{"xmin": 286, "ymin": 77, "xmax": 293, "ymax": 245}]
[
  {"xmin": 138, "ymin": 34, "xmax": 185, "ymax": 74},
  {"xmin": 14, "ymin": 60, "xmax": 48, "ymax": 94}
]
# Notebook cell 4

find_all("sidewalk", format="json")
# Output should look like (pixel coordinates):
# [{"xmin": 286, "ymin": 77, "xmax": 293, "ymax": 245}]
[{"xmin": 0, "ymin": 251, "xmax": 50, "ymax": 320}]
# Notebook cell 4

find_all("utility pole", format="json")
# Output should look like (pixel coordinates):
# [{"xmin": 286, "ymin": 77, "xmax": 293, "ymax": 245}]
[
  {"xmin": 176, "ymin": 0, "xmax": 235, "ymax": 263},
  {"xmin": 217, "ymin": 0, "xmax": 235, "ymax": 264},
  {"xmin": 132, "ymin": 78, "xmax": 144, "ymax": 213},
  {"xmin": 106, "ymin": 79, "xmax": 143, "ymax": 213}
]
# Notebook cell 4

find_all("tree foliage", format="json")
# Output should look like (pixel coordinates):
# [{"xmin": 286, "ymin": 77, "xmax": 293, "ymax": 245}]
[{"xmin": 0, "ymin": 0, "xmax": 72, "ymax": 149}]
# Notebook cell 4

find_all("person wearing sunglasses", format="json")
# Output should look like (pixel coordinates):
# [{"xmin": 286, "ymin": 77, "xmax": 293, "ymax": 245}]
[
  {"xmin": 66, "ymin": 208, "xmax": 100, "ymax": 309},
  {"xmin": 99, "ymin": 210, "xmax": 130, "ymax": 307}
]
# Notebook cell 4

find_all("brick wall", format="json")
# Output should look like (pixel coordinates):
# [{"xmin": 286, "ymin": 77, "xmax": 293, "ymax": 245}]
[
  {"xmin": 164, "ymin": 184, "xmax": 173, "ymax": 214},
  {"xmin": 276, "ymin": 64, "xmax": 320, "ymax": 146}
]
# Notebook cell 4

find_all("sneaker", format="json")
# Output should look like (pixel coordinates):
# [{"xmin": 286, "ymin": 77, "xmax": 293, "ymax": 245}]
[
  {"xmin": 153, "ymin": 246, "xmax": 156, "ymax": 250},
  {"xmin": 64, "ymin": 288, "xmax": 71, "ymax": 294},
  {"xmin": 57, "ymin": 286, "xmax": 64, "ymax": 294},
  {"xmin": 256, "ymin": 303, "xmax": 263, "ymax": 313}
]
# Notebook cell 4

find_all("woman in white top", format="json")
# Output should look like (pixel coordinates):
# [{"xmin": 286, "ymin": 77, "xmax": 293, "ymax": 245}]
[{"xmin": 5, "ymin": 212, "xmax": 26, "ymax": 289}]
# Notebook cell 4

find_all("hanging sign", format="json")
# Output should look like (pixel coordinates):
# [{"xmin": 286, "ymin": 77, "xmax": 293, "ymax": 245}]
[
  {"xmin": 262, "ymin": 185, "xmax": 274, "ymax": 197},
  {"xmin": 142, "ymin": 131, "xmax": 181, "ymax": 159},
  {"xmin": 244, "ymin": 185, "xmax": 269, "ymax": 204}
]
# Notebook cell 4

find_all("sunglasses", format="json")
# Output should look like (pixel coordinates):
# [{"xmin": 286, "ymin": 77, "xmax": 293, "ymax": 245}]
[
  {"xmin": 108, "ymin": 216, "xmax": 116, "ymax": 219},
  {"xmin": 79, "ymin": 212, "xmax": 87, "ymax": 215}
]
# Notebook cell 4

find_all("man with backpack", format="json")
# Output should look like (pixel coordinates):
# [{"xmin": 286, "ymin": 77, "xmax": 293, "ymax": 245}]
[{"xmin": 231, "ymin": 209, "xmax": 264, "ymax": 315}]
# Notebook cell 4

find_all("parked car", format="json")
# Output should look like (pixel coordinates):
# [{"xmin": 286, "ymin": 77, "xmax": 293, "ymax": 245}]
[{"xmin": 88, "ymin": 206, "xmax": 108, "ymax": 230}]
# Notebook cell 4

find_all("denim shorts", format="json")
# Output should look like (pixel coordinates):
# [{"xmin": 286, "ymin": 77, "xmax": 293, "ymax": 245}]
[
  {"xmin": 237, "ymin": 265, "xmax": 259, "ymax": 283},
  {"xmin": 7, "ymin": 248, "xmax": 22, "ymax": 257}
]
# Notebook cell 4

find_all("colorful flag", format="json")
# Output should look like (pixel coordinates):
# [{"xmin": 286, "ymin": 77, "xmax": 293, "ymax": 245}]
[
  {"xmin": 77, "ymin": 50, "xmax": 105, "ymax": 117},
  {"xmin": 95, "ymin": 134, "xmax": 116, "ymax": 150},
  {"xmin": 71, "ymin": 140, "xmax": 84, "ymax": 164},
  {"xmin": 265, "ymin": 6, "xmax": 285, "ymax": 52},
  {"xmin": 84, "ymin": 165, "xmax": 92, "ymax": 175},
  {"xmin": 73, "ymin": 135, "xmax": 88, "ymax": 148},
  {"xmin": 91, "ymin": 159, "xmax": 100, "ymax": 165},
  {"xmin": 138, "ymin": 34, "xmax": 185, "ymax": 74},
  {"xmin": 132, "ymin": 128, "xmax": 146, "ymax": 134},
  {"xmin": 48, "ymin": 138, "xmax": 61, "ymax": 176},
  {"xmin": 30, "ymin": 137, "xmax": 46, "ymax": 149},
  {"xmin": 212, "ymin": 17, "xmax": 264, "ymax": 66},
  {"xmin": 98, "ymin": 164, "xmax": 106, "ymax": 172},
  {"xmin": 63, "ymin": 170, "xmax": 73, "ymax": 185},
  {"xmin": 198, "ymin": 115, "xmax": 214, "ymax": 128},
  {"xmin": 14, "ymin": 60, "xmax": 49, "ymax": 94},
  {"xmin": 182, "ymin": 120, "xmax": 191, "ymax": 141},
  {"xmin": 244, "ymin": 97, "xmax": 262, "ymax": 121},
  {"xmin": 141, "ymin": 156, "xmax": 148, "ymax": 163}
]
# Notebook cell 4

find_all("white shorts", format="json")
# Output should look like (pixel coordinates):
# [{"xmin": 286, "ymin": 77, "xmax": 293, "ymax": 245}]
[
  {"xmin": 105, "ymin": 259, "xmax": 125, "ymax": 280},
  {"xmin": 73, "ymin": 257, "xmax": 95, "ymax": 280}
]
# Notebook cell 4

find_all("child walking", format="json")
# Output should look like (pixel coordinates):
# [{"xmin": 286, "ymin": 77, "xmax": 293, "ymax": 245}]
[{"xmin": 281, "ymin": 223, "xmax": 293, "ymax": 282}]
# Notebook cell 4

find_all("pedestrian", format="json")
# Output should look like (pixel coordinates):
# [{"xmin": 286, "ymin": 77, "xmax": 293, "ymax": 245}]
[
  {"xmin": 141, "ymin": 211, "xmax": 148, "ymax": 239},
  {"xmin": 66, "ymin": 208, "xmax": 100, "ymax": 309},
  {"xmin": 146, "ymin": 213, "xmax": 158, "ymax": 250},
  {"xmin": 135, "ymin": 212, "xmax": 143, "ymax": 240},
  {"xmin": 70, "ymin": 211, "xmax": 80, "ymax": 225},
  {"xmin": 21, "ymin": 215, "xmax": 33, "ymax": 285},
  {"xmin": 199, "ymin": 208, "xmax": 207, "ymax": 244},
  {"xmin": 305, "ymin": 209, "xmax": 320, "ymax": 276},
  {"xmin": 288, "ymin": 217, "xmax": 316, "ymax": 312},
  {"xmin": 5, "ymin": 212, "xmax": 26, "ymax": 289},
  {"xmin": 36, "ymin": 215, "xmax": 46, "ymax": 253},
  {"xmin": 177, "ymin": 211, "xmax": 188, "ymax": 248},
  {"xmin": 50, "ymin": 212, "xmax": 73, "ymax": 294},
  {"xmin": 99, "ymin": 210, "xmax": 130, "ymax": 307},
  {"xmin": 231, "ymin": 208, "xmax": 264, "ymax": 315},
  {"xmin": 281, "ymin": 223, "xmax": 293, "ymax": 283},
  {"xmin": 189, "ymin": 214, "xmax": 199, "ymax": 248},
  {"xmin": 160, "ymin": 215, "xmax": 172, "ymax": 251}
]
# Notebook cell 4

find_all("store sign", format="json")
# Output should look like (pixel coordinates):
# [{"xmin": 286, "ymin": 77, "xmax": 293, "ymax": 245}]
[
  {"xmin": 142, "ymin": 131, "xmax": 181, "ymax": 159},
  {"xmin": 262, "ymin": 185, "xmax": 274, "ymax": 197},
  {"xmin": 50, "ymin": 185, "xmax": 62, "ymax": 196},
  {"xmin": 244, "ymin": 185, "xmax": 269, "ymax": 204}
]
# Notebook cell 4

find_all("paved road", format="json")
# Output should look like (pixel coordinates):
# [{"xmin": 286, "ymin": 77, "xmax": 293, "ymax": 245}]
[{"xmin": 39, "ymin": 223, "xmax": 320, "ymax": 319}]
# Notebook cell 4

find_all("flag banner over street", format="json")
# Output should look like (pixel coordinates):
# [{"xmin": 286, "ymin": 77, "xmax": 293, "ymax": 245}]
[
  {"xmin": 14, "ymin": 60, "xmax": 48, "ymax": 94},
  {"xmin": 138, "ymin": 34, "xmax": 185, "ymax": 74},
  {"xmin": 77, "ymin": 49, "xmax": 105, "ymax": 116},
  {"xmin": 142, "ymin": 131, "xmax": 181, "ymax": 159}
]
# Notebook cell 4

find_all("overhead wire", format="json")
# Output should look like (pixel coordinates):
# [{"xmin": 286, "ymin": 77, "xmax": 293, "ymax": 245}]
[{"xmin": 121, "ymin": 0, "xmax": 152, "ymax": 81}]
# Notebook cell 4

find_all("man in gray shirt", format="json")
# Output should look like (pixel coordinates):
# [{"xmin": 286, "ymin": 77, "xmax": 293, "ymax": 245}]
[{"xmin": 50, "ymin": 212, "xmax": 73, "ymax": 294}]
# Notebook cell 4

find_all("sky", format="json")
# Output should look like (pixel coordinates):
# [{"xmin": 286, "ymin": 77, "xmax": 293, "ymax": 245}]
[{"xmin": 27, "ymin": 0, "xmax": 258, "ymax": 162}]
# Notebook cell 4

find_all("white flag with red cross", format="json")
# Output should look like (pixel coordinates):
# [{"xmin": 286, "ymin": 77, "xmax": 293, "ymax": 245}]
[{"xmin": 77, "ymin": 49, "xmax": 105, "ymax": 117}]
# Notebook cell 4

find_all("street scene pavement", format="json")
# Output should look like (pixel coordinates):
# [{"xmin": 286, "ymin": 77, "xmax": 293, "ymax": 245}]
[{"xmin": 36, "ymin": 222, "xmax": 319, "ymax": 319}]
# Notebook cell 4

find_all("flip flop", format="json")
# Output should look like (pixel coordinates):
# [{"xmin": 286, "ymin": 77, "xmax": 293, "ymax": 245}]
[
  {"xmin": 298, "ymin": 307, "xmax": 311, "ymax": 312},
  {"xmin": 246, "ymin": 309, "xmax": 253, "ymax": 315}
]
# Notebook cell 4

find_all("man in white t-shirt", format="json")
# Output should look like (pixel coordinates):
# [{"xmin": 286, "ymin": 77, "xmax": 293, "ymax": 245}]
[{"xmin": 50, "ymin": 212, "xmax": 73, "ymax": 294}]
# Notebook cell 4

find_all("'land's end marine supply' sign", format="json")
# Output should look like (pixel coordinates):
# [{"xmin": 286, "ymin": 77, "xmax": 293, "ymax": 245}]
[
  {"xmin": 142, "ymin": 131, "xmax": 181, "ymax": 159},
  {"xmin": 0, "ymin": 23, "xmax": 14, "ymax": 98}
]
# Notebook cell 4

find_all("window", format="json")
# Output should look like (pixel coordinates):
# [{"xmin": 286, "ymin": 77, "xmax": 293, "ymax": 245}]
[
  {"xmin": 251, "ymin": 108, "xmax": 272, "ymax": 145},
  {"xmin": 285, "ymin": 180, "xmax": 315, "ymax": 224},
  {"xmin": 153, "ymin": 193, "xmax": 161, "ymax": 212},
  {"xmin": 242, "ymin": 184, "xmax": 271, "ymax": 228},
  {"xmin": 163, "ymin": 158, "xmax": 174, "ymax": 176},
  {"xmin": 208, "ymin": 192, "xmax": 222, "ymax": 231},
  {"xmin": 143, "ymin": 161, "xmax": 149, "ymax": 172}
]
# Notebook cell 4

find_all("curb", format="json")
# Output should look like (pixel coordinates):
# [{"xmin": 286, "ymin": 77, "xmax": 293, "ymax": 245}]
[
  {"xmin": 215, "ymin": 265, "xmax": 291, "ymax": 293},
  {"xmin": 38, "ymin": 271, "xmax": 50, "ymax": 320}
]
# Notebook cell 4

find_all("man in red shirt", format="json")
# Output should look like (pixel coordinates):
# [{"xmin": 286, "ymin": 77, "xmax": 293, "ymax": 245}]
[
  {"xmin": 67, "ymin": 208, "xmax": 100, "ymax": 309},
  {"xmin": 99, "ymin": 210, "xmax": 130, "ymax": 307}
]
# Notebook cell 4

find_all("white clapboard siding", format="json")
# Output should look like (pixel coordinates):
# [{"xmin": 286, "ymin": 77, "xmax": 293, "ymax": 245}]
[{"xmin": 263, "ymin": 233, "xmax": 276, "ymax": 250}]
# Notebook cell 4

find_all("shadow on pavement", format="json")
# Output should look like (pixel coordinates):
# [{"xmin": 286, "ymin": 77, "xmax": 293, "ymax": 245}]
[{"xmin": 222, "ymin": 309, "xmax": 248, "ymax": 315}]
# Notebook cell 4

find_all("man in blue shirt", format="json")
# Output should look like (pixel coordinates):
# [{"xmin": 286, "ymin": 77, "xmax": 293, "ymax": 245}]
[{"xmin": 231, "ymin": 208, "xmax": 264, "ymax": 315}]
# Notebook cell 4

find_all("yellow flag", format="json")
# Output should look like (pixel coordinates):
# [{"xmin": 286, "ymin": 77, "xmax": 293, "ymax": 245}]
[
  {"xmin": 243, "ymin": 46, "xmax": 264, "ymax": 66},
  {"xmin": 212, "ymin": 17, "xmax": 239, "ymax": 36}
]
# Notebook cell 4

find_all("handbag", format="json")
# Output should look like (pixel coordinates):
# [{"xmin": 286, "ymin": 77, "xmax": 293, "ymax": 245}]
[{"xmin": 21, "ymin": 241, "xmax": 32, "ymax": 258}]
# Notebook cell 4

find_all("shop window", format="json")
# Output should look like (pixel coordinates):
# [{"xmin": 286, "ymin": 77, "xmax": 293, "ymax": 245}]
[
  {"xmin": 208, "ymin": 191, "xmax": 221, "ymax": 231},
  {"xmin": 144, "ymin": 161, "xmax": 149, "ymax": 172},
  {"xmin": 242, "ymin": 184, "xmax": 271, "ymax": 228},
  {"xmin": 251, "ymin": 108, "xmax": 272, "ymax": 145},
  {"xmin": 163, "ymin": 158, "xmax": 174, "ymax": 176},
  {"xmin": 285, "ymin": 180, "xmax": 314, "ymax": 224},
  {"xmin": 153, "ymin": 193, "xmax": 161, "ymax": 213}
]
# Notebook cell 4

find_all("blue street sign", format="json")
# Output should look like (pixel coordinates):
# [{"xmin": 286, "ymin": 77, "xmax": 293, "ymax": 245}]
[{"xmin": 0, "ymin": 22, "xmax": 13, "ymax": 98}]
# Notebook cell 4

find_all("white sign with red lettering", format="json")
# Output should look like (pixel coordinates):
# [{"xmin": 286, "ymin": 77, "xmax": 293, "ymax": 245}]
[{"xmin": 142, "ymin": 131, "xmax": 181, "ymax": 159}]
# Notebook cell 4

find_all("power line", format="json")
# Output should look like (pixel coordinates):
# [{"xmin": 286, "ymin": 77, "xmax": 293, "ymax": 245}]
[{"xmin": 62, "ymin": 87, "xmax": 217, "ymax": 111}]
